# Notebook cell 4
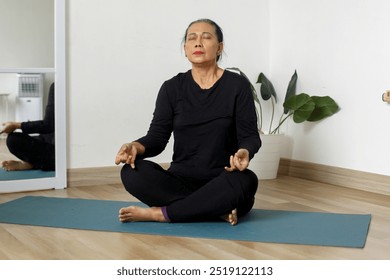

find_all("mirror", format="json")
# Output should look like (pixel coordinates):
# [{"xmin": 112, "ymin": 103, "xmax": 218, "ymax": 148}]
[{"xmin": 0, "ymin": 0, "xmax": 66, "ymax": 192}]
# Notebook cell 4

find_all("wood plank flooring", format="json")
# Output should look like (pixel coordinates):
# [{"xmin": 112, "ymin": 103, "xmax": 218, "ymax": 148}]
[{"xmin": 0, "ymin": 168, "xmax": 389, "ymax": 259}]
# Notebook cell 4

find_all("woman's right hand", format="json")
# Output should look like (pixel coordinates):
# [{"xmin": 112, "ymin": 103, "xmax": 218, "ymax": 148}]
[{"xmin": 115, "ymin": 142, "xmax": 145, "ymax": 169}]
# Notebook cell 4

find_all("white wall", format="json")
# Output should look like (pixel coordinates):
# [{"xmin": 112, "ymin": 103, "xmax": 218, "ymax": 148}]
[
  {"xmin": 269, "ymin": 0, "xmax": 390, "ymax": 176},
  {"xmin": 67, "ymin": 0, "xmax": 269, "ymax": 168}
]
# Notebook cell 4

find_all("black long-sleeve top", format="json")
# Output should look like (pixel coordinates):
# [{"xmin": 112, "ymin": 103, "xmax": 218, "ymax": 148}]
[
  {"xmin": 21, "ymin": 83, "xmax": 55, "ymax": 145},
  {"xmin": 137, "ymin": 70, "xmax": 261, "ymax": 180}
]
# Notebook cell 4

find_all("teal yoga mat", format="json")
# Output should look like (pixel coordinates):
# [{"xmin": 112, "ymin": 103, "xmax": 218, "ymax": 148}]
[
  {"xmin": 0, "ymin": 169, "xmax": 55, "ymax": 181},
  {"xmin": 0, "ymin": 196, "xmax": 371, "ymax": 248}
]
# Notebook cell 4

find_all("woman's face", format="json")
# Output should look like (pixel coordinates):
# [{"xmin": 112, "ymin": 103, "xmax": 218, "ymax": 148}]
[{"xmin": 184, "ymin": 22, "xmax": 223, "ymax": 66}]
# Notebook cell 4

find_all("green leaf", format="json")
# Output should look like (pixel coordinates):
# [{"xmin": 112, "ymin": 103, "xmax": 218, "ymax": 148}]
[
  {"xmin": 283, "ymin": 93, "xmax": 315, "ymax": 123},
  {"xmin": 256, "ymin": 73, "xmax": 277, "ymax": 102},
  {"xmin": 307, "ymin": 96, "xmax": 339, "ymax": 122},
  {"xmin": 283, "ymin": 70, "xmax": 298, "ymax": 114}
]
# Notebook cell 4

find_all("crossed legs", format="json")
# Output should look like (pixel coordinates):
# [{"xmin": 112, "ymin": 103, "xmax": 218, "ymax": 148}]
[
  {"xmin": 119, "ymin": 160, "xmax": 258, "ymax": 225},
  {"xmin": 2, "ymin": 132, "xmax": 55, "ymax": 171}
]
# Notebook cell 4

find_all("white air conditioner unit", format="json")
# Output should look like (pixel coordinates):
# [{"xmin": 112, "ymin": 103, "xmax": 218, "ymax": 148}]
[{"xmin": 15, "ymin": 74, "xmax": 43, "ymax": 122}]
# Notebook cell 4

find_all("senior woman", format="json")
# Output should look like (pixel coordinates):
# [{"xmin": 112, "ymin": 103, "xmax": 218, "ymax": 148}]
[{"xmin": 115, "ymin": 19, "xmax": 261, "ymax": 225}]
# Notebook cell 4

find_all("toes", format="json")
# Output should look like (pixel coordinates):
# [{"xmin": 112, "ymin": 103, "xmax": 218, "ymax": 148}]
[
  {"xmin": 119, "ymin": 206, "xmax": 134, "ymax": 214},
  {"xmin": 230, "ymin": 209, "xmax": 238, "ymax": 225},
  {"xmin": 118, "ymin": 206, "xmax": 138, "ymax": 222},
  {"xmin": 119, "ymin": 212, "xmax": 131, "ymax": 222}
]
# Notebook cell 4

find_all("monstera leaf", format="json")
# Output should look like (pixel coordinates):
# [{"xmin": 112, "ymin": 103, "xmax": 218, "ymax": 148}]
[
  {"xmin": 284, "ymin": 93, "xmax": 339, "ymax": 123},
  {"xmin": 307, "ymin": 96, "xmax": 339, "ymax": 121},
  {"xmin": 283, "ymin": 93, "xmax": 315, "ymax": 123},
  {"xmin": 225, "ymin": 67, "xmax": 339, "ymax": 134}
]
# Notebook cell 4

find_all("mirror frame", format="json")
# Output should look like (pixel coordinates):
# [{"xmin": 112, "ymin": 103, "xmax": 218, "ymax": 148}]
[{"xmin": 0, "ymin": 0, "xmax": 66, "ymax": 192}]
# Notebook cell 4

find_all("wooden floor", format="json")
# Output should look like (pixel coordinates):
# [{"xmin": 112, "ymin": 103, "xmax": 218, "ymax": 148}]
[{"xmin": 0, "ymin": 169, "xmax": 389, "ymax": 260}]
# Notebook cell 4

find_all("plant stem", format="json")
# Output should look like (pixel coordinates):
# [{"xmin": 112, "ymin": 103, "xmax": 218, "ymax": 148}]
[
  {"xmin": 270, "ymin": 113, "xmax": 293, "ymax": 134},
  {"xmin": 275, "ymin": 113, "xmax": 284, "ymax": 134},
  {"xmin": 258, "ymin": 100, "xmax": 263, "ymax": 133},
  {"xmin": 269, "ymin": 97, "xmax": 275, "ymax": 134}
]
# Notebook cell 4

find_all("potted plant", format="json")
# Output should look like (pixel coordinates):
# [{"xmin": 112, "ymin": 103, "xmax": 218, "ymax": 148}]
[{"xmin": 226, "ymin": 67, "xmax": 339, "ymax": 179}]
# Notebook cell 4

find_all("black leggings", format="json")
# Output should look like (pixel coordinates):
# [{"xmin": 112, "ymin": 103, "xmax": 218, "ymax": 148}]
[
  {"xmin": 6, "ymin": 132, "xmax": 55, "ymax": 171},
  {"xmin": 120, "ymin": 160, "xmax": 259, "ymax": 222}
]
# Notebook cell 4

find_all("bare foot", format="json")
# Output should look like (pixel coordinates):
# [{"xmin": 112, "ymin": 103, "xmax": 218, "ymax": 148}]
[
  {"xmin": 2, "ymin": 160, "xmax": 34, "ymax": 171},
  {"xmin": 119, "ymin": 206, "xmax": 167, "ymax": 223},
  {"xmin": 222, "ymin": 208, "xmax": 238, "ymax": 226}
]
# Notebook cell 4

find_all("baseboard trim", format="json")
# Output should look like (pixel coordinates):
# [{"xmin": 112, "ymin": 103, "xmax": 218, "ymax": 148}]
[
  {"xmin": 66, "ymin": 163, "xmax": 171, "ymax": 188},
  {"xmin": 278, "ymin": 158, "xmax": 390, "ymax": 196},
  {"xmin": 67, "ymin": 166, "xmax": 122, "ymax": 188},
  {"xmin": 67, "ymin": 161, "xmax": 390, "ymax": 196}
]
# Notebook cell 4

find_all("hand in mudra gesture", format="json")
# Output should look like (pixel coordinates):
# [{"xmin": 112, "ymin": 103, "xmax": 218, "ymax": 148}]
[
  {"xmin": 115, "ymin": 142, "xmax": 145, "ymax": 169},
  {"xmin": 0, "ymin": 122, "xmax": 21, "ymax": 135},
  {"xmin": 224, "ymin": 148, "xmax": 250, "ymax": 172}
]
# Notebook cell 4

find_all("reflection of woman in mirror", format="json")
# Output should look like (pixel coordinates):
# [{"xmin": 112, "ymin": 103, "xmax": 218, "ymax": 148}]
[{"xmin": 0, "ymin": 83, "xmax": 55, "ymax": 171}]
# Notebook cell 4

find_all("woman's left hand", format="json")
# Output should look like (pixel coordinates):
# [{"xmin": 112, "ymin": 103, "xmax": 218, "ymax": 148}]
[
  {"xmin": 224, "ymin": 148, "xmax": 250, "ymax": 172},
  {"xmin": 0, "ymin": 122, "xmax": 21, "ymax": 135}
]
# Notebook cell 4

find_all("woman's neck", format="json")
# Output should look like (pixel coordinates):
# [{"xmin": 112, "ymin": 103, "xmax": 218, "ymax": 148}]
[{"xmin": 191, "ymin": 64, "xmax": 223, "ymax": 89}]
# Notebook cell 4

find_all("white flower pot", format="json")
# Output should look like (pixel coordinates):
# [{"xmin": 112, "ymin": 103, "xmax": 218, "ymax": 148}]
[{"xmin": 250, "ymin": 134, "xmax": 284, "ymax": 180}]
